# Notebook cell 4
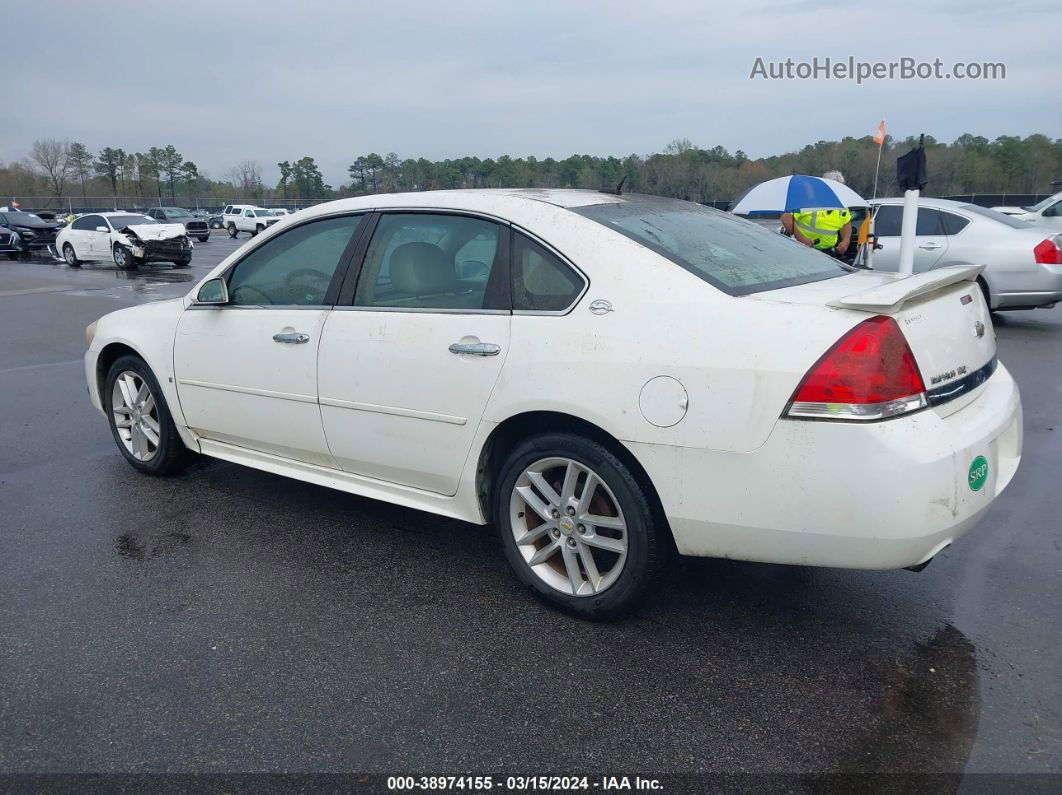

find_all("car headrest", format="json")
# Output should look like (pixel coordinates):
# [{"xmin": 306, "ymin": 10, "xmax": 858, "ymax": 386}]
[{"xmin": 390, "ymin": 242, "xmax": 456, "ymax": 295}]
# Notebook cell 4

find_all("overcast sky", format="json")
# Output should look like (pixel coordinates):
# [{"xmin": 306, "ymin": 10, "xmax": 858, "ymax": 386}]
[{"xmin": 6, "ymin": 0, "xmax": 1060, "ymax": 187}]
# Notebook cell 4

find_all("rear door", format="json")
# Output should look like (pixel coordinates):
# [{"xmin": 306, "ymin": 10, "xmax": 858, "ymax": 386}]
[
  {"xmin": 318, "ymin": 211, "xmax": 511, "ymax": 494},
  {"xmin": 872, "ymin": 205, "xmax": 949, "ymax": 272}
]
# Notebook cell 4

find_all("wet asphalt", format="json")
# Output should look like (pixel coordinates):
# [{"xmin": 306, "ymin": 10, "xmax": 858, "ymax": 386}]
[{"xmin": 0, "ymin": 236, "xmax": 1060, "ymax": 786}]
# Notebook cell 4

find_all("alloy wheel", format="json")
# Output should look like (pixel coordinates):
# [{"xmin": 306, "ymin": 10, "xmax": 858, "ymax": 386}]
[
  {"xmin": 509, "ymin": 457, "xmax": 628, "ymax": 596},
  {"xmin": 111, "ymin": 371, "xmax": 160, "ymax": 462},
  {"xmin": 63, "ymin": 244, "xmax": 75, "ymax": 265}
]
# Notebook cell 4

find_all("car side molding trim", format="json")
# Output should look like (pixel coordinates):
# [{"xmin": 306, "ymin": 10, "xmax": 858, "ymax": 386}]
[
  {"xmin": 319, "ymin": 396, "xmax": 467, "ymax": 426},
  {"xmin": 177, "ymin": 379, "xmax": 317, "ymax": 404}
]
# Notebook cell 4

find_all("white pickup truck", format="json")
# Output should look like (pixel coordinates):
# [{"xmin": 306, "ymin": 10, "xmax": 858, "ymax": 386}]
[{"xmin": 224, "ymin": 206, "xmax": 282, "ymax": 238}]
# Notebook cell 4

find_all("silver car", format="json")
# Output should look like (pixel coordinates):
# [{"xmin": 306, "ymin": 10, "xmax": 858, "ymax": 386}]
[{"xmin": 868, "ymin": 197, "xmax": 1062, "ymax": 311}]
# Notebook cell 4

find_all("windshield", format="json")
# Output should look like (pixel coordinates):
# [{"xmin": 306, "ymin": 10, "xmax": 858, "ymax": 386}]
[
  {"xmin": 1023, "ymin": 192, "xmax": 1062, "ymax": 213},
  {"xmin": 574, "ymin": 199, "xmax": 848, "ymax": 295},
  {"xmin": 163, "ymin": 208, "xmax": 192, "ymax": 219},
  {"xmin": 109, "ymin": 214, "xmax": 155, "ymax": 228},
  {"xmin": 960, "ymin": 204, "xmax": 1034, "ymax": 229},
  {"xmin": 4, "ymin": 212, "xmax": 44, "ymax": 224},
  {"xmin": 255, "ymin": 209, "xmax": 276, "ymax": 216}
]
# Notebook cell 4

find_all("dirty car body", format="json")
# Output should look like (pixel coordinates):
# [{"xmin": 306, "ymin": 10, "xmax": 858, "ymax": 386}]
[{"xmin": 83, "ymin": 189, "xmax": 1023, "ymax": 619}]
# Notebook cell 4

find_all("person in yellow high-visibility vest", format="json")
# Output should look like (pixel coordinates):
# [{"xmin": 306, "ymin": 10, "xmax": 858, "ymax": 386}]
[
  {"xmin": 780, "ymin": 170, "xmax": 853, "ymax": 256},
  {"xmin": 781, "ymin": 206, "xmax": 852, "ymax": 255}
]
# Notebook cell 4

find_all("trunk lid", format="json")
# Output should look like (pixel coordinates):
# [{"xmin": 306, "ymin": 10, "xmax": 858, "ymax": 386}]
[{"xmin": 753, "ymin": 266, "xmax": 996, "ymax": 415}]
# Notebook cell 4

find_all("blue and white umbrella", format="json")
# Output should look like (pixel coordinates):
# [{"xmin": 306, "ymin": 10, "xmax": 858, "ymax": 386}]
[{"xmin": 729, "ymin": 175, "xmax": 868, "ymax": 217}]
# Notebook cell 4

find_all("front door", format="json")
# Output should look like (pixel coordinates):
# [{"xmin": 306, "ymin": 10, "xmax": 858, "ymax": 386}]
[
  {"xmin": 872, "ymin": 205, "xmax": 949, "ymax": 272},
  {"xmin": 173, "ymin": 213, "xmax": 366, "ymax": 466},
  {"xmin": 318, "ymin": 212, "xmax": 511, "ymax": 495}
]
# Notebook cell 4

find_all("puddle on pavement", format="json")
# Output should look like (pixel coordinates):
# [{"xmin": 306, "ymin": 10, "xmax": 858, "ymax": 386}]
[
  {"xmin": 115, "ymin": 531, "xmax": 192, "ymax": 560},
  {"xmin": 805, "ymin": 624, "xmax": 979, "ymax": 791}
]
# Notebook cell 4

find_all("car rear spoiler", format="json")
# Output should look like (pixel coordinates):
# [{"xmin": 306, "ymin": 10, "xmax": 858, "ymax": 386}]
[{"xmin": 827, "ymin": 264, "xmax": 985, "ymax": 314}]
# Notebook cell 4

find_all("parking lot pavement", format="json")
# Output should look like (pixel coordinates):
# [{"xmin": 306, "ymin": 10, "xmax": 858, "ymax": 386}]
[{"xmin": 1, "ymin": 242, "xmax": 1060, "ymax": 781}]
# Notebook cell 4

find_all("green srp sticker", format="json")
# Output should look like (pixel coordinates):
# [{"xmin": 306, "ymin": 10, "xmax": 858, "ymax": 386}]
[{"xmin": 968, "ymin": 455, "xmax": 988, "ymax": 492}]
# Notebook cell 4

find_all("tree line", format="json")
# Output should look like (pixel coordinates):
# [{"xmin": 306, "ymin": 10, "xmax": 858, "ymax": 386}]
[{"xmin": 1, "ymin": 133, "xmax": 1058, "ymax": 208}]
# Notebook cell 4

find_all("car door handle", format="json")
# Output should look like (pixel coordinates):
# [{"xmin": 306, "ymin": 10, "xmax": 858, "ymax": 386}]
[
  {"xmin": 448, "ymin": 342, "xmax": 501, "ymax": 356},
  {"xmin": 918, "ymin": 242, "xmax": 943, "ymax": 250},
  {"xmin": 273, "ymin": 332, "xmax": 310, "ymax": 344}
]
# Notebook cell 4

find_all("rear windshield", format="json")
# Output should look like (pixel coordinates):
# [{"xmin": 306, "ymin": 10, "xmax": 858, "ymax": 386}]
[
  {"xmin": 960, "ymin": 204, "xmax": 1034, "ymax": 229},
  {"xmin": 574, "ymin": 199, "xmax": 848, "ymax": 295}
]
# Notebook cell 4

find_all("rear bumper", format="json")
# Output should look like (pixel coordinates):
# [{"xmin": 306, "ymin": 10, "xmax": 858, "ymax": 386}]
[
  {"xmin": 629, "ymin": 362, "xmax": 1022, "ymax": 569},
  {"xmin": 992, "ymin": 265, "xmax": 1062, "ymax": 309}
]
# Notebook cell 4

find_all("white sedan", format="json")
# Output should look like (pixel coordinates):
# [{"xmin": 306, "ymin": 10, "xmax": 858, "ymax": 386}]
[
  {"xmin": 57, "ymin": 212, "xmax": 193, "ymax": 270},
  {"xmin": 84, "ymin": 189, "xmax": 1022, "ymax": 619}
]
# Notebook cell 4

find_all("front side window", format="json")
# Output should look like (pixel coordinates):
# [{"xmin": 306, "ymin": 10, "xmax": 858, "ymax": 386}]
[
  {"xmin": 575, "ymin": 199, "xmax": 846, "ymax": 295},
  {"xmin": 512, "ymin": 233, "xmax": 585, "ymax": 311},
  {"xmin": 226, "ymin": 214, "xmax": 364, "ymax": 306},
  {"xmin": 71, "ymin": 215, "xmax": 96, "ymax": 231},
  {"xmin": 244, "ymin": 209, "xmax": 254, "ymax": 218},
  {"xmin": 82, "ymin": 215, "xmax": 104, "ymax": 230},
  {"xmin": 354, "ymin": 213, "xmax": 506, "ymax": 310}
]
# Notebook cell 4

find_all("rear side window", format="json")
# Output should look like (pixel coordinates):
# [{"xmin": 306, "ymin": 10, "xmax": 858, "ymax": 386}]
[
  {"xmin": 915, "ymin": 209, "xmax": 943, "ymax": 235},
  {"xmin": 512, "ymin": 233, "xmax": 585, "ymax": 311},
  {"xmin": 574, "ymin": 200, "xmax": 846, "ymax": 295},
  {"xmin": 940, "ymin": 211, "xmax": 970, "ymax": 235}
]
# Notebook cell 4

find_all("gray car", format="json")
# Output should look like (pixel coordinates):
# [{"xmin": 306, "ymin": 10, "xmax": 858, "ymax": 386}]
[{"xmin": 868, "ymin": 197, "xmax": 1062, "ymax": 311}]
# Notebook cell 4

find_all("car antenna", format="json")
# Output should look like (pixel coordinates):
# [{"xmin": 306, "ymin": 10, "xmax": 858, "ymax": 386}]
[{"xmin": 600, "ymin": 175, "xmax": 627, "ymax": 196}]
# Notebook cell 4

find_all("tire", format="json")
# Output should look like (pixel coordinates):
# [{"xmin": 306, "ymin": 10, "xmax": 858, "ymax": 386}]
[
  {"xmin": 494, "ymin": 432, "xmax": 672, "ymax": 620},
  {"xmin": 8, "ymin": 252, "xmax": 20, "ymax": 261},
  {"xmin": 173, "ymin": 257, "xmax": 191, "ymax": 268},
  {"xmin": 227, "ymin": 223, "xmax": 238, "ymax": 238},
  {"xmin": 104, "ymin": 355, "xmax": 193, "ymax": 476},
  {"xmin": 978, "ymin": 277, "xmax": 993, "ymax": 310},
  {"xmin": 197, "ymin": 235, "xmax": 209, "ymax": 243},
  {"xmin": 254, "ymin": 224, "xmax": 264, "ymax": 236},
  {"xmin": 62, "ymin": 243, "xmax": 81, "ymax": 268},
  {"xmin": 112, "ymin": 244, "xmax": 137, "ymax": 270}
]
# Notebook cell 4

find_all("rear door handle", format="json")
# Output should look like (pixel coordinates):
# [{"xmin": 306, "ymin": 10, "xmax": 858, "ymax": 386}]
[
  {"xmin": 449, "ymin": 342, "xmax": 501, "ymax": 356},
  {"xmin": 918, "ymin": 241, "xmax": 943, "ymax": 250},
  {"xmin": 273, "ymin": 332, "xmax": 310, "ymax": 344}
]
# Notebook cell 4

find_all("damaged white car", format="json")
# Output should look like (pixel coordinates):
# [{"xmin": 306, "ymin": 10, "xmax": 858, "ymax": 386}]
[{"xmin": 56, "ymin": 212, "xmax": 193, "ymax": 270}]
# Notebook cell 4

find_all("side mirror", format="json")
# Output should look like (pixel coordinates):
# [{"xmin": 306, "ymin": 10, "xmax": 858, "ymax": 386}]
[
  {"xmin": 194, "ymin": 277, "xmax": 229, "ymax": 305},
  {"xmin": 96, "ymin": 226, "xmax": 109, "ymax": 232}
]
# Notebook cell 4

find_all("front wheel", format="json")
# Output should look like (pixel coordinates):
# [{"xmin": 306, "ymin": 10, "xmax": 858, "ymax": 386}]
[
  {"xmin": 173, "ymin": 256, "xmax": 191, "ymax": 268},
  {"xmin": 8, "ymin": 251, "xmax": 21, "ymax": 261},
  {"xmin": 495, "ymin": 433, "xmax": 672, "ymax": 620},
  {"xmin": 63, "ymin": 243, "xmax": 81, "ymax": 267},
  {"xmin": 197, "ymin": 235, "xmax": 209, "ymax": 243},
  {"xmin": 227, "ymin": 223, "xmax": 238, "ymax": 238},
  {"xmin": 112, "ymin": 244, "xmax": 137, "ymax": 270},
  {"xmin": 104, "ymin": 355, "xmax": 193, "ymax": 475}
]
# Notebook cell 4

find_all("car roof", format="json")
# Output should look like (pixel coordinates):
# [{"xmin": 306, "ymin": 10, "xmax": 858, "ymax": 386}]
[
  {"xmin": 871, "ymin": 197, "xmax": 968, "ymax": 210},
  {"xmin": 293, "ymin": 189, "xmax": 676, "ymax": 224}
]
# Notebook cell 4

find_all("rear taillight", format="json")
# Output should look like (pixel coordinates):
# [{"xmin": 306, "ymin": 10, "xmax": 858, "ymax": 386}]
[
  {"xmin": 786, "ymin": 316, "xmax": 927, "ymax": 421},
  {"xmin": 1033, "ymin": 238, "xmax": 1062, "ymax": 265}
]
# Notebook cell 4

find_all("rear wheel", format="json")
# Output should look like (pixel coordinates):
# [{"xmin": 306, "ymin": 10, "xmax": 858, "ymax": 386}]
[
  {"xmin": 978, "ymin": 277, "xmax": 993, "ymax": 310},
  {"xmin": 494, "ymin": 433, "xmax": 671, "ymax": 620},
  {"xmin": 63, "ymin": 243, "xmax": 80, "ymax": 267},
  {"xmin": 104, "ymin": 355, "xmax": 193, "ymax": 475}
]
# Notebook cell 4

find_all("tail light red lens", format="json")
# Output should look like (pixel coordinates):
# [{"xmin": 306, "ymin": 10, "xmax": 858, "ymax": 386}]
[
  {"xmin": 1033, "ymin": 238, "xmax": 1062, "ymax": 265},
  {"xmin": 786, "ymin": 316, "xmax": 927, "ymax": 421}
]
